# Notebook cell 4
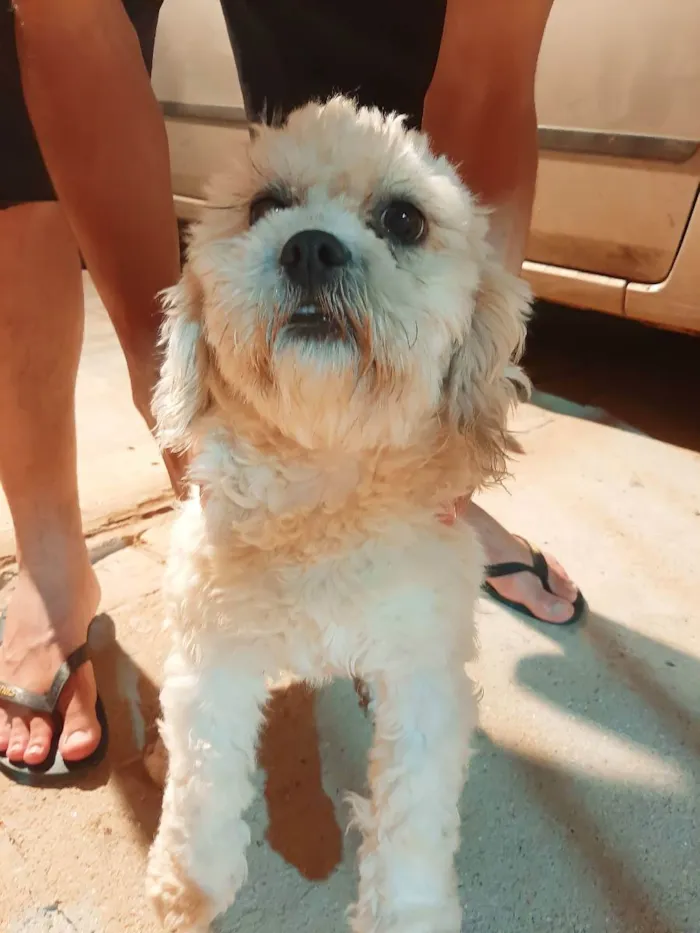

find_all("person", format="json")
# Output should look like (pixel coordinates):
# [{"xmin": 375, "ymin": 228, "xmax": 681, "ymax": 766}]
[{"xmin": 0, "ymin": 0, "xmax": 583, "ymax": 780}]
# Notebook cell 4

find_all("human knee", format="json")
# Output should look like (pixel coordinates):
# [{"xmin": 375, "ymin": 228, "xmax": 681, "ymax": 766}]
[{"xmin": 429, "ymin": 0, "xmax": 554, "ymax": 117}]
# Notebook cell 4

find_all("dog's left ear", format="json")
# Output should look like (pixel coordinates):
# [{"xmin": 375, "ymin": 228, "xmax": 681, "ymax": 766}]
[
  {"xmin": 443, "ymin": 263, "xmax": 532, "ymax": 482},
  {"xmin": 152, "ymin": 268, "xmax": 211, "ymax": 453}
]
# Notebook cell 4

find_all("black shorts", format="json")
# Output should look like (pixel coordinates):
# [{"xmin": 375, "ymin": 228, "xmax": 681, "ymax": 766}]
[{"xmin": 0, "ymin": 0, "xmax": 446, "ymax": 208}]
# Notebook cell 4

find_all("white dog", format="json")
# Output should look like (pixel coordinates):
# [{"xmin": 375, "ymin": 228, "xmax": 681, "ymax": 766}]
[{"xmin": 146, "ymin": 96, "xmax": 530, "ymax": 933}]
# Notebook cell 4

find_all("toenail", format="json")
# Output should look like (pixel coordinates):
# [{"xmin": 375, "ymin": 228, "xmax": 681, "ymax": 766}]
[
  {"xmin": 64, "ymin": 729, "xmax": 89, "ymax": 747},
  {"xmin": 28, "ymin": 743, "xmax": 43, "ymax": 754}
]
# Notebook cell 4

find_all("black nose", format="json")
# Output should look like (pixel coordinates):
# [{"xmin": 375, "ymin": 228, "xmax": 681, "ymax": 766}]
[{"xmin": 279, "ymin": 229, "xmax": 350, "ymax": 289}]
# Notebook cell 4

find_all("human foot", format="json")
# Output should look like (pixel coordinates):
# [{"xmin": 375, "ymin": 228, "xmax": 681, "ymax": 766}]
[
  {"xmin": 463, "ymin": 502, "xmax": 580, "ymax": 624},
  {"xmin": 0, "ymin": 550, "xmax": 102, "ymax": 767}
]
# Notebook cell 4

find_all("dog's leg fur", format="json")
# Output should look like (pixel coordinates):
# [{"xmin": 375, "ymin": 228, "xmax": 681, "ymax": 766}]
[
  {"xmin": 147, "ymin": 643, "xmax": 270, "ymax": 932},
  {"xmin": 349, "ymin": 662, "xmax": 475, "ymax": 933}
]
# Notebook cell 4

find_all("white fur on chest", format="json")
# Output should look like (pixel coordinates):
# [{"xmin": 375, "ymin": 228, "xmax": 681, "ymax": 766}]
[
  {"xmin": 167, "ymin": 485, "xmax": 482, "ymax": 681},
  {"xmin": 192, "ymin": 427, "xmax": 364, "ymax": 519}
]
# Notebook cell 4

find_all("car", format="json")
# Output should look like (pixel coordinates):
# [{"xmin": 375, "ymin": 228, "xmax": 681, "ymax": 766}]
[{"xmin": 150, "ymin": 0, "xmax": 700, "ymax": 335}]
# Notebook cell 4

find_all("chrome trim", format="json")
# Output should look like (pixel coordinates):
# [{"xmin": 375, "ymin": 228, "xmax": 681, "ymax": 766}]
[
  {"xmin": 158, "ymin": 104, "xmax": 699, "ymax": 164},
  {"xmin": 160, "ymin": 101, "xmax": 248, "ymax": 129},
  {"xmin": 538, "ymin": 126, "xmax": 698, "ymax": 163}
]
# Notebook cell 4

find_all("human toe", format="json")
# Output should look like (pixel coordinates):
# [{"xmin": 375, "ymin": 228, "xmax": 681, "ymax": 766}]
[
  {"xmin": 58, "ymin": 670, "xmax": 101, "ymax": 762},
  {"xmin": 24, "ymin": 714, "xmax": 55, "ymax": 765},
  {"xmin": 542, "ymin": 551, "xmax": 579, "ymax": 603},
  {"xmin": 7, "ymin": 715, "xmax": 30, "ymax": 762},
  {"xmin": 60, "ymin": 722, "xmax": 101, "ymax": 762},
  {"xmin": 0, "ymin": 709, "xmax": 11, "ymax": 753},
  {"xmin": 525, "ymin": 580, "xmax": 577, "ymax": 624}
]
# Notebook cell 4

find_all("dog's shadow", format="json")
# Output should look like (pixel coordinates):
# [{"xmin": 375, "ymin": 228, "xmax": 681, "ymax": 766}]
[{"xmin": 211, "ymin": 679, "xmax": 371, "ymax": 933}]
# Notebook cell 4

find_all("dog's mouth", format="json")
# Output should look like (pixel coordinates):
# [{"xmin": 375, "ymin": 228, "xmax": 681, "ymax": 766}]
[
  {"xmin": 287, "ymin": 303, "xmax": 344, "ymax": 340},
  {"xmin": 275, "ymin": 288, "xmax": 379, "ymax": 384}
]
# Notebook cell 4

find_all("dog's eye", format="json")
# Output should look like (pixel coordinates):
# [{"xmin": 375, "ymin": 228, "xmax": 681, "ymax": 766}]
[
  {"xmin": 379, "ymin": 200, "xmax": 426, "ymax": 245},
  {"xmin": 249, "ymin": 195, "xmax": 286, "ymax": 226}
]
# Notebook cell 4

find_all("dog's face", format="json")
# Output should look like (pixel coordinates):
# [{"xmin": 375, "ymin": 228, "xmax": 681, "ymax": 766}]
[{"xmin": 156, "ymin": 97, "xmax": 529, "ymax": 477}]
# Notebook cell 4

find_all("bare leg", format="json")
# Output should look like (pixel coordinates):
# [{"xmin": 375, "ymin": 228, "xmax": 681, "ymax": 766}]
[
  {"xmin": 351, "ymin": 664, "xmax": 475, "ymax": 933},
  {"xmin": 13, "ymin": 0, "xmax": 185, "ymax": 494},
  {"xmin": 425, "ymin": 0, "xmax": 580, "ymax": 623},
  {"xmin": 0, "ymin": 203, "xmax": 101, "ymax": 765},
  {"xmin": 148, "ymin": 643, "xmax": 270, "ymax": 931}
]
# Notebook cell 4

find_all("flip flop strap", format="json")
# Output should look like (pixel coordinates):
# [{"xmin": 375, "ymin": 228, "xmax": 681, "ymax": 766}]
[
  {"xmin": 484, "ymin": 560, "xmax": 538, "ymax": 578},
  {"xmin": 0, "ymin": 641, "xmax": 91, "ymax": 716},
  {"xmin": 485, "ymin": 541, "xmax": 552, "ymax": 592}
]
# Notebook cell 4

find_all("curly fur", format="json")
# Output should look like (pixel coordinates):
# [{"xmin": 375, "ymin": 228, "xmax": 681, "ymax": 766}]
[{"xmin": 147, "ymin": 97, "xmax": 531, "ymax": 933}]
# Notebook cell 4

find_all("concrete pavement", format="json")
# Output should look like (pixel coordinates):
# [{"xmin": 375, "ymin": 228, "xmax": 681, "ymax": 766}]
[{"xmin": 1, "ymin": 278, "xmax": 698, "ymax": 933}]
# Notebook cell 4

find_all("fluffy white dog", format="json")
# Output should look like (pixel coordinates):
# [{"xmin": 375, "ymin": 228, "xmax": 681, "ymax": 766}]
[{"xmin": 146, "ymin": 96, "xmax": 530, "ymax": 933}]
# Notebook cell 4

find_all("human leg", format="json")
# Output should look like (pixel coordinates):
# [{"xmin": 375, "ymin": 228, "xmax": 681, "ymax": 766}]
[
  {"xmin": 0, "ymin": 0, "xmax": 183, "ymax": 772},
  {"xmin": 425, "ymin": 0, "xmax": 554, "ymax": 274},
  {"xmin": 424, "ymin": 0, "xmax": 581, "ymax": 623},
  {"xmin": 13, "ymin": 0, "xmax": 185, "ymax": 492},
  {"xmin": 0, "ymin": 203, "xmax": 101, "ymax": 767}
]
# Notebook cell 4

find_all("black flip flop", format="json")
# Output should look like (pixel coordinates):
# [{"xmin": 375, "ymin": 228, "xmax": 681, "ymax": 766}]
[
  {"xmin": 0, "ymin": 614, "xmax": 109, "ymax": 786},
  {"xmin": 481, "ymin": 539, "xmax": 586, "ymax": 626}
]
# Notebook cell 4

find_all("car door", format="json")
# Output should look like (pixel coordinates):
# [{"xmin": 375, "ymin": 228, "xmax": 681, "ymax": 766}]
[{"xmin": 528, "ymin": 0, "xmax": 700, "ymax": 290}]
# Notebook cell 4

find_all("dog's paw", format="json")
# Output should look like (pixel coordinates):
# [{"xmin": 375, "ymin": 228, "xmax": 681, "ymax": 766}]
[
  {"xmin": 351, "ymin": 903, "xmax": 463, "ymax": 933},
  {"xmin": 144, "ymin": 735, "xmax": 169, "ymax": 788},
  {"xmin": 147, "ymin": 847, "xmax": 213, "ymax": 933}
]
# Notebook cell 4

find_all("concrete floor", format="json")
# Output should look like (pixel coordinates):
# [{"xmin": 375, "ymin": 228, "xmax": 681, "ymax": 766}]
[{"xmin": 1, "ymin": 277, "xmax": 698, "ymax": 933}]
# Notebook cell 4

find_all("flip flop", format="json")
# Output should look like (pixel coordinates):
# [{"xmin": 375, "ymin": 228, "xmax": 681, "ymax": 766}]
[
  {"xmin": 0, "ymin": 613, "xmax": 109, "ymax": 785},
  {"xmin": 482, "ymin": 539, "xmax": 587, "ymax": 626}
]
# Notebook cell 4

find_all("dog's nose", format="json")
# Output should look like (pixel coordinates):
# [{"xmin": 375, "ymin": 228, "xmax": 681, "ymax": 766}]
[{"xmin": 280, "ymin": 229, "xmax": 350, "ymax": 289}]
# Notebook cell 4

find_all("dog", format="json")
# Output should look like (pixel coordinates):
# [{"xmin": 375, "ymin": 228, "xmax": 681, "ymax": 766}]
[{"xmin": 146, "ymin": 96, "xmax": 530, "ymax": 933}]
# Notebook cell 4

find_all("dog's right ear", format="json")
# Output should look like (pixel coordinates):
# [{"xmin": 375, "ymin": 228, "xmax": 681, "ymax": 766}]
[
  {"xmin": 442, "ymin": 262, "xmax": 531, "ymax": 485},
  {"xmin": 153, "ymin": 269, "xmax": 211, "ymax": 453}
]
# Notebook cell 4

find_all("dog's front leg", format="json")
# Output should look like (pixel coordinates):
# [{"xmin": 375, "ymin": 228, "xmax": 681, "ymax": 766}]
[
  {"xmin": 147, "ymin": 643, "xmax": 270, "ymax": 933},
  {"xmin": 350, "ymin": 663, "xmax": 475, "ymax": 933}
]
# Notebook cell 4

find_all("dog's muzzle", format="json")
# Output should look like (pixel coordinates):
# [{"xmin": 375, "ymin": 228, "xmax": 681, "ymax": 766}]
[{"xmin": 280, "ymin": 229, "xmax": 352, "ymax": 340}]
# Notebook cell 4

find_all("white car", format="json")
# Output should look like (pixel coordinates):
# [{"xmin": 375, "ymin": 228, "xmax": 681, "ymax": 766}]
[{"xmin": 151, "ymin": 0, "xmax": 700, "ymax": 335}]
